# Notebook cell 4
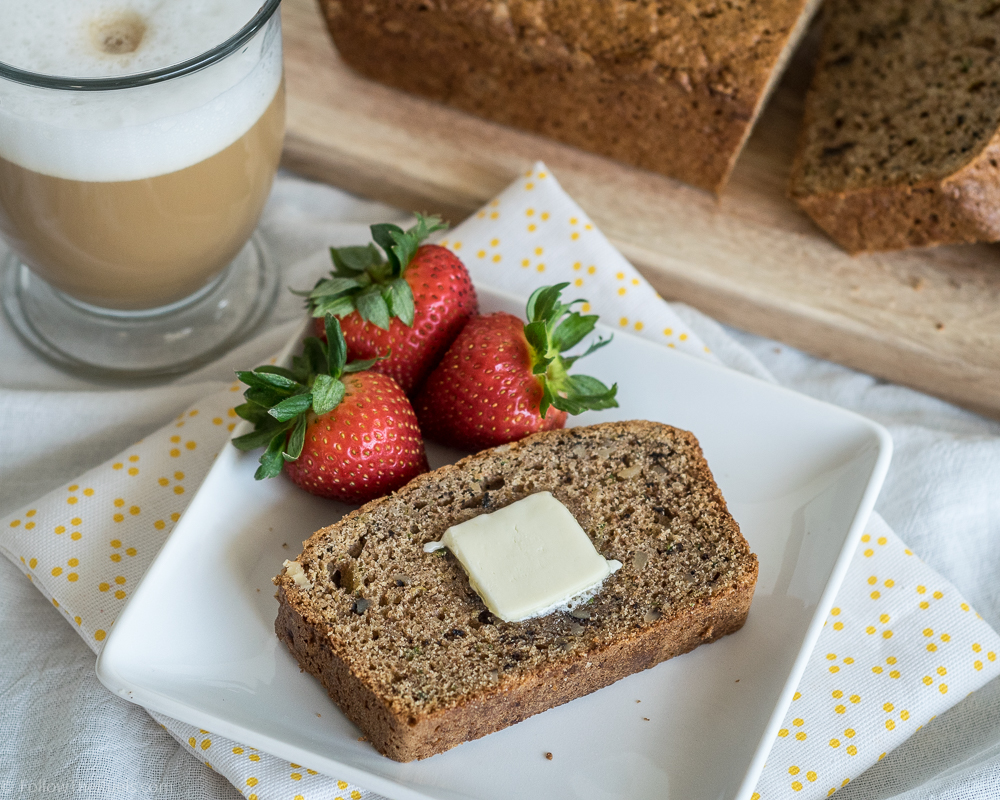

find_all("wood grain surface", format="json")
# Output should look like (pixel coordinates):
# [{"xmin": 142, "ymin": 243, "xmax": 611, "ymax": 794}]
[{"xmin": 281, "ymin": 0, "xmax": 1000, "ymax": 419}]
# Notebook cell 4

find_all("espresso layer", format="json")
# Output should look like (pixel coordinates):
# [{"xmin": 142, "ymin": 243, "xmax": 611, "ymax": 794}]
[{"xmin": 0, "ymin": 84, "xmax": 285, "ymax": 310}]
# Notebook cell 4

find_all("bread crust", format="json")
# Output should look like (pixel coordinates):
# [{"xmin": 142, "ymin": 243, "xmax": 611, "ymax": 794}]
[
  {"xmin": 791, "ymin": 135, "xmax": 1000, "ymax": 254},
  {"xmin": 275, "ymin": 421, "xmax": 757, "ymax": 761},
  {"xmin": 788, "ymin": 0, "xmax": 1000, "ymax": 253},
  {"xmin": 317, "ymin": 0, "xmax": 820, "ymax": 193}
]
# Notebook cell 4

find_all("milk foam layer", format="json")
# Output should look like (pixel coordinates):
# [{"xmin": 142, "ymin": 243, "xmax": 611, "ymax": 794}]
[
  {"xmin": 0, "ymin": 1, "xmax": 265, "ymax": 78},
  {"xmin": 0, "ymin": 1, "xmax": 281, "ymax": 182}
]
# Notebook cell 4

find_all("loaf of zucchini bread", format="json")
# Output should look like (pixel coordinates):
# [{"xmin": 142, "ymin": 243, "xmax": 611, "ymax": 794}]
[{"xmin": 318, "ymin": 0, "xmax": 821, "ymax": 193}]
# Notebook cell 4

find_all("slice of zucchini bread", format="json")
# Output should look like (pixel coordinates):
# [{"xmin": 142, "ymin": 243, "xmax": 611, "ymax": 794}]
[
  {"xmin": 274, "ymin": 421, "xmax": 757, "ymax": 761},
  {"xmin": 789, "ymin": 0, "xmax": 1000, "ymax": 253},
  {"xmin": 318, "ymin": 0, "xmax": 821, "ymax": 193}
]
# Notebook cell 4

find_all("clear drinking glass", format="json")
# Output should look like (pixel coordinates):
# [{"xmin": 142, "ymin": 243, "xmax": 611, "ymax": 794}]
[{"xmin": 0, "ymin": 0, "xmax": 284, "ymax": 378}]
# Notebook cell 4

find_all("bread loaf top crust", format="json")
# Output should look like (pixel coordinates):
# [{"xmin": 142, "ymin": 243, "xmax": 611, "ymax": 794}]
[
  {"xmin": 276, "ymin": 421, "xmax": 756, "ymax": 720},
  {"xmin": 436, "ymin": 0, "xmax": 810, "ymax": 81}
]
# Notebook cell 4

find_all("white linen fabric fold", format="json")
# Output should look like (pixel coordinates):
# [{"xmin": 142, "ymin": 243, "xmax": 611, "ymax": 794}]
[{"xmin": 2, "ymin": 168, "xmax": 1000, "ymax": 800}]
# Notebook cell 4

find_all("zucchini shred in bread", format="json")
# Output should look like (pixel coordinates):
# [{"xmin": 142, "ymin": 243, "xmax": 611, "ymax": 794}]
[
  {"xmin": 318, "ymin": 0, "xmax": 821, "ymax": 193},
  {"xmin": 789, "ymin": 0, "xmax": 1000, "ymax": 253},
  {"xmin": 275, "ymin": 421, "xmax": 757, "ymax": 761}
]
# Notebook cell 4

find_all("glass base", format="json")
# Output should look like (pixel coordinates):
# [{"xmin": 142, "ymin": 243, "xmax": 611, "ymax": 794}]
[{"xmin": 1, "ymin": 232, "xmax": 278, "ymax": 380}]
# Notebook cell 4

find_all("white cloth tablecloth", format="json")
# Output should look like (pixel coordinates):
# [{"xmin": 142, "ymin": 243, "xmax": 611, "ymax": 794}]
[{"xmin": 1, "ymin": 172, "xmax": 999, "ymax": 800}]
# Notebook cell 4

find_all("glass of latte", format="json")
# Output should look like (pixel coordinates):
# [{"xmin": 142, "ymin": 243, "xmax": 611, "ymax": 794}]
[{"xmin": 0, "ymin": 0, "xmax": 285, "ymax": 377}]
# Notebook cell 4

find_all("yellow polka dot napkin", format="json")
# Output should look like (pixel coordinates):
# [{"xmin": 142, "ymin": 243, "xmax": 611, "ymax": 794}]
[
  {"xmin": 153, "ymin": 715, "xmax": 364, "ymax": 800},
  {"xmin": 1, "ymin": 161, "xmax": 999, "ymax": 800},
  {"xmin": 0, "ymin": 388, "xmax": 373, "ymax": 800},
  {"xmin": 0, "ymin": 392, "xmax": 239, "ymax": 649},
  {"xmin": 437, "ymin": 164, "xmax": 716, "ymax": 361},
  {"xmin": 752, "ymin": 513, "xmax": 1000, "ymax": 799}
]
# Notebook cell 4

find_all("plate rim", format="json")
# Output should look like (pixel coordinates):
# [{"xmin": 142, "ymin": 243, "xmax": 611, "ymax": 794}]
[{"xmin": 97, "ymin": 281, "xmax": 893, "ymax": 800}]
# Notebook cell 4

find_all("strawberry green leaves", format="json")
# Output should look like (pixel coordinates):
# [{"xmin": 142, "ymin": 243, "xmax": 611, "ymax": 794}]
[
  {"xmin": 232, "ymin": 315, "xmax": 386, "ymax": 480},
  {"xmin": 311, "ymin": 373, "xmax": 344, "ymax": 416},
  {"xmin": 301, "ymin": 214, "xmax": 446, "ymax": 330},
  {"xmin": 355, "ymin": 286, "xmax": 393, "ymax": 330},
  {"xmin": 331, "ymin": 244, "xmax": 382, "ymax": 275},
  {"xmin": 523, "ymin": 283, "xmax": 618, "ymax": 418},
  {"xmin": 384, "ymin": 277, "xmax": 415, "ymax": 327},
  {"xmin": 371, "ymin": 214, "xmax": 446, "ymax": 277}
]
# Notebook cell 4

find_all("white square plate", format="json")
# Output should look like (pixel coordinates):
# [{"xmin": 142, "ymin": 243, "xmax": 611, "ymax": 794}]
[{"xmin": 97, "ymin": 285, "xmax": 892, "ymax": 800}]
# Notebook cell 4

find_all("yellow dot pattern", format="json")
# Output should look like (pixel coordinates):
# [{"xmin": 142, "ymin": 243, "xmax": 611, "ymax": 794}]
[
  {"xmin": 0, "ymin": 389, "xmax": 377, "ymax": 800},
  {"xmin": 0, "ymin": 392, "xmax": 239, "ymax": 653},
  {"xmin": 442, "ymin": 161, "xmax": 712, "ymax": 364},
  {"xmin": 755, "ymin": 517, "xmax": 1000, "ymax": 799},
  {"xmin": 169, "ymin": 719, "xmax": 368, "ymax": 798}
]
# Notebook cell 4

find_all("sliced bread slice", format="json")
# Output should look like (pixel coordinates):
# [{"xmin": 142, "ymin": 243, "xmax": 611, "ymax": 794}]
[
  {"xmin": 789, "ymin": 0, "xmax": 1000, "ymax": 253},
  {"xmin": 274, "ymin": 420, "xmax": 757, "ymax": 761}
]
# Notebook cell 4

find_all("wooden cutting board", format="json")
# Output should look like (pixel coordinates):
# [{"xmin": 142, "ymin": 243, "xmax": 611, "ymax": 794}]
[{"xmin": 281, "ymin": 0, "xmax": 1000, "ymax": 419}]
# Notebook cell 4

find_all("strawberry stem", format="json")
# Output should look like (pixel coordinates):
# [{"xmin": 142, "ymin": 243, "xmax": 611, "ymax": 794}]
[
  {"xmin": 232, "ymin": 315, "xmax": 388, "ymax": 479},
  {"xmin": 298, "ymin": 214, "xmax": 447, "ymax": 330},
  {"xmin": 523, "ymin": 283, "xmax": 619, "ymax": 418}
]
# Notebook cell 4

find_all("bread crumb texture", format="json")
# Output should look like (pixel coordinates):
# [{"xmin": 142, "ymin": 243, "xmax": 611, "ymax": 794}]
[
  {"xmin": 790, "ymin": 0, "xmax": 1000, "ymax": 251},
  {"xmin": 319, "ymin": 0, "xmax": 819, "ymax": 192},
  {"xmin": 275, "ymin": 421, "xmax": 757, "ymax": 760}
]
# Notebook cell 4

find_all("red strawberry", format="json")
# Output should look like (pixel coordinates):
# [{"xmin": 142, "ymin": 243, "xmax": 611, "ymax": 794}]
[
  {"xmin": 233, "ymin": 316, "xmax": 428, "ymax": 504},
  {"xmin": 303, "ymin": 215, "xmax": 477, "ymax": 394},
  {"xmin": 284, "ymin": 372, "xmax": 426, "ymax": 502},
  {"xmin": 415, "ymin": 283, "xmax": 619, "ymax": 451}
]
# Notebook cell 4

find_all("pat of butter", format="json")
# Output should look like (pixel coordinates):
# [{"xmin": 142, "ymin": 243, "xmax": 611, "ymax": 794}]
[{"xmin": 424, "ymin": 491, "xmax": 620, "ymax": 622}]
